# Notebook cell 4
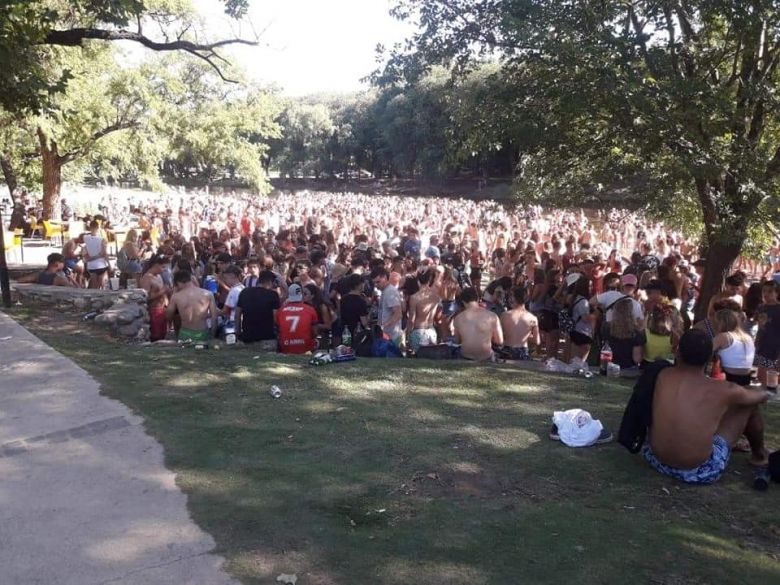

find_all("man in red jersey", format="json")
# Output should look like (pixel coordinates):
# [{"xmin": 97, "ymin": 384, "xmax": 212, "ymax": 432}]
[{"xmin": 277, "ymin": 284, "xmax": 319, "ymax": 354}]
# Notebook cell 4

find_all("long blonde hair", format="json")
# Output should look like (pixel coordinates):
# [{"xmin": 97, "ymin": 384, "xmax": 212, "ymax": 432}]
[
  {"xmin": 714, "ymin": 309, "xmax": 751, "ymax": 345},
  {"xmin": 609, "ymin": 298, "xmax": 638, "ymax": 339},
  {"xmin": 124, "ymin": 229, "xmax": 138, "ymax": 245}
]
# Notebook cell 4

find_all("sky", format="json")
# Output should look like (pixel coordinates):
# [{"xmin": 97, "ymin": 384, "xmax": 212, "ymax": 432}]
[{"xmin": 194, "ymin": 0, "xmax": 416, "ymax": 95}]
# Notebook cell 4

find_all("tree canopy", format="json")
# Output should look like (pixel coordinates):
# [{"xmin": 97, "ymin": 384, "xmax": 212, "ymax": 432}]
[
  {"xmin": 0, "ymin": 0, "xmax": 255, "ymax": 113},
  {"xmin": 382, "ymin": 0, "xmax": 780, "ymax": 317}
]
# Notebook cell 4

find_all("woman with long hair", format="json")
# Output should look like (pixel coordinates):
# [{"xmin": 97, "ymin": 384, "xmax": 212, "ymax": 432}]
[
  {"xmin": 605, "ymin": 298, "xmax": 644, "ymax": 369},
  {"xmin": 304, "ymin": 283, "xmax": 334, "ymax": 345},
  {"xmin": 712, "ymin": 309, "xmax": 755, "ymax": 387},
  {"xmin": 643, "ymin": 305, "xmax": 683, "ymax": 364}
]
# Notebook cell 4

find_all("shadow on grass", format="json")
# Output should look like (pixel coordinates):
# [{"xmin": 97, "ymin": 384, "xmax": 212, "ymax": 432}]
[{"xmin": 8, "ymin": 309, "xmax": 780, "ymax": 585}]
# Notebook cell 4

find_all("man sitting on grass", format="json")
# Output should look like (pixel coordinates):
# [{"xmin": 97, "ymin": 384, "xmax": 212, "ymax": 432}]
[
  {"xmin": 166, "ymin": 270, "xmax": 218, "ymax": 343},
  {"xmin": 642, "ymin": 329, "xmax": 770, "ymax": 484},
  {"xmin": 453, "ymin": 287, "xmax": 503, "ymax": 361},
  {"xmin": 499, "ymin": 286, "xmax": 539, "ymax": 360}
]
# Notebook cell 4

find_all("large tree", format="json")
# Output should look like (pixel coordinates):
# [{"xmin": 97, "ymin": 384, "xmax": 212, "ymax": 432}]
[
  {"xmin": 0, "ymin": 0, "xmax": 254, "ymax": 114},
  {"xmin": 386, "ymin": 0, "xmax": 780, "ymax": 318}
]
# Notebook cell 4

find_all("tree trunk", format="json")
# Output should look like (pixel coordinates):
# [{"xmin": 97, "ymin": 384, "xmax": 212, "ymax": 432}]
[
  {"xmin": 0, "ymin": 152, "xmax": 18, "ymax": 203},
  {"xmin": 38, "ymin": 128, "xmax": 63, "ymax": 220},
  {"xmin": 693, "ymin": 238, "xmax": 744, "ymax": 322}
]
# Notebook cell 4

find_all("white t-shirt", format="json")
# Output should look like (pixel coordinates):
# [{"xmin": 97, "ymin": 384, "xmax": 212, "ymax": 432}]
[
  {"xmin": 225, "ymin": 284, "xmax": 245, "ymax": 322},
  {"xmin": 596, "ymin": 291, "xmax": 644, "ymax": 322}
]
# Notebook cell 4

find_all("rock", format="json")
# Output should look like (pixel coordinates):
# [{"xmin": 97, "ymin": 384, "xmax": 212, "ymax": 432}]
[
  {"xmin": 118, "ymin": 323, "xmax": 142, "ymax": 337},
  {"xmin": 72, "ymin": 298, "xmax": 87, "ymax": 311}
]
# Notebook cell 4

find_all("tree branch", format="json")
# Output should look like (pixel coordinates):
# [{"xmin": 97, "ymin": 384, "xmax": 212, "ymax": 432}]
[
  {"xmin": 42, "ymin": 28, "xmax": 257, "ymax": 83},
  {"xmin": 59, "ymin": 120, "xmax": 140, "ymax": 165}
]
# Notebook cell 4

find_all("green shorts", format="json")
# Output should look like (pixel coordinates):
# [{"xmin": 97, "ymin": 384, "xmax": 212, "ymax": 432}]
[{"xmin": 179, "ymin": 328, "xmax": 210, "ymax": 343}]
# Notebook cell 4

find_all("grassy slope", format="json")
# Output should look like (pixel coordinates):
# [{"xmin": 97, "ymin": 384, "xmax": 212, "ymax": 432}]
[{"xmin": 9, "ymin": 309, "xmax": 780, "ymax": 585}]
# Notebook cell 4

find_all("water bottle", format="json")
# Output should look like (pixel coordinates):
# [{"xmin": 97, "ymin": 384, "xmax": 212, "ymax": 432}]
[
  {"xmin": 599, "ymin": 341, "xmax": 613, "ymax": 376},
  {"xmin": 342, "ymin": 327, "xmax": 352, "ymax": 347}
]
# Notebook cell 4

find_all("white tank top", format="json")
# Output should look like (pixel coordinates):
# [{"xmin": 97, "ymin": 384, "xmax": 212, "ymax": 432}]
[
  {"xmin": 84, "ymin": 234, "xmax": 109, "ymax": 270},
  {"xmin": 719, "ymin": 334, "xmax": 755, "ymax": 370}
]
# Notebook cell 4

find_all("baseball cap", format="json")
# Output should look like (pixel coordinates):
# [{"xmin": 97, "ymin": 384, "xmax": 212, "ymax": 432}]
[
  {"xmin": 565, "ymin": 272, "xmax": 582, "ymax": 288},
  {"xmin": 621, "ymin": 274, "xmax": 638, "ymax": 287},
  {"xmin": 287, "ymin": 284, "xmax": 303, "ymax": 302}
]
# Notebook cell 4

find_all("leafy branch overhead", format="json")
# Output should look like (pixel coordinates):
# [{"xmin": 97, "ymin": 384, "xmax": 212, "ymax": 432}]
[{"xmin": 0, "ymin": 0, "xmax": 257, "ymax": 112}]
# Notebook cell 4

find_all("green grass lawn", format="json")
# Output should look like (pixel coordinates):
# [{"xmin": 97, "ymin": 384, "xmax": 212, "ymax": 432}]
[{"xmin": 9, "ymin": 309, "xmax": 780, "ymax": 585}]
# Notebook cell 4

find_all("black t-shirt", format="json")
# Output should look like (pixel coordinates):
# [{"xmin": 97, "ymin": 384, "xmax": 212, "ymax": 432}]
[
  {"xmin": 341, "ymin": 293, "xmax": 368, "ymax": 333},
  {"xmin": 606, "ymin": 331, "xmax": 646, "ymax": 369},
  {"xmin": 236, "ymin": 287, "xmax": 280, "ymax": 342}
]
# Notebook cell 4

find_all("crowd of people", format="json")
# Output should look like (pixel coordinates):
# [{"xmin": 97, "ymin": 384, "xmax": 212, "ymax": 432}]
[{"xmin": 8, "ymin": 186, "xmax": 779, "ymax": 485}]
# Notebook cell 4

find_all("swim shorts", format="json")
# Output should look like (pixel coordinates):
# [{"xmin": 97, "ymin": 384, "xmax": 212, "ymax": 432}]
[
  {"xmin": 641, "ymin": 435, "xmax": 731, "ymax": 485},
  {"xmin": 409, "ymin": 328, "xmax": 438, "ymax": 351},
  {"xmin": 149, "ymin": 307, "xmax": 167, "ymax": 342},
  {"xmin": 179, "ymin": 328, "xmax": 209, "ymax": 343},
  {"xmin": 505, "ymin": 346, "xmax": 531, "ymax": 360}
]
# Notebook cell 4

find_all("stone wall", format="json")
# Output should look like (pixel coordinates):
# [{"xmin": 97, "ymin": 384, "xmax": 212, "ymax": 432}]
[{"xmin": 11, "ymin": 284, "xmax": 149, "ymax": 339}]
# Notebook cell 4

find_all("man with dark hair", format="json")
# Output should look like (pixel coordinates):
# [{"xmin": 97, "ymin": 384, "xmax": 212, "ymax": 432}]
[
  {"xmin": 167, "ymin": 269, "xmax": 218, "ymax": 343},
  {"xmin": 453, "ymin": 286, "xmax": 503, "ymax": 361},
  {"xmin": 643, "ymin": 329, "xmax": 770, "ymax": 484},
  {"xmin": 406, "ymin": 269, "xmax": 441, "ymax": 352},
  {"xmin": 220, "ymin": 265, "xmax": 244, "ymax": 323},
  {"xmin": 140, "ymin": 255, "xmax": 171, "ymax": 342},
  {"xmin": 235, "ymin": 270, "xmax": 280, "ymax": 350},
  {"xmin": 372, "ymin": 267, "xmax": 403, "ymax": 346},
  {"xmin": 500, "ymin": 286, "xmax": 539, "ymax": 360},
  {"xmin": 19, "ymin": 253, "xmax": 74, "ymax": 287}
]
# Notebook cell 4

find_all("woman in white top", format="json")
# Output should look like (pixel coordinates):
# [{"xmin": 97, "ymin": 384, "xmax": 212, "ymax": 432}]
[
  {"xmin": 712, "ymin": 308, "xmax": 756, "ymax": 387},
  {"xmin": 83, "ymin": 219, "xmax": 110, "ymax": 289}
]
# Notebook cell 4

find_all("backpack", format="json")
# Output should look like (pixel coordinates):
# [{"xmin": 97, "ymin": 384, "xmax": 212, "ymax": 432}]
[
  {"xmin": 559, "ymin": 297, "xmax": 586, "ymax": 334},
  {"xmin": 618, "ymin": 361, "xmax": 674, "ymax": 453},
  {"xmin": 354, "ymin": 325, "xmax": 376, "ymax": 358},
  {"xmin": 116, "ymin": 247, "xmax": 129, "ymax": 272}
]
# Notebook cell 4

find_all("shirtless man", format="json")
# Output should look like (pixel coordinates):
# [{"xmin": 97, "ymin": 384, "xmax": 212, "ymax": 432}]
[
  {"xmin": 140, "ymin": 255, "xmax": 171, "ymax": 342},
  {"xmin": 61, "ymin": 235, "xmax": 84, "ymax": 287},
  {"xmin": 166, "ymin": 269, "xmax": 218, "ymax": 343},
  {"xmin": 406, "ymin": 269, "xmax": 442, "ymax": 352},
  {"xmin": 643, "ymin": 329, "xmax": 770, "ymax": 484},
  {"xmin": 500, "ymin": 286, "xmax": 539, "ymax": 360},
  {"xmin": 453, "ymin": 287, "xmax": 503, "ymax": 361}
]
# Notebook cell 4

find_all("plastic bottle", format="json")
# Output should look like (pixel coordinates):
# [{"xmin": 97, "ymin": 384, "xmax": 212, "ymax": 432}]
[
  {"xmin": 342, "ymin": 327, "xmax": 352, "ymax": 347},
  {"xmin": 599, "ymin": 341, "xmax": 613, "ymax": 376}
]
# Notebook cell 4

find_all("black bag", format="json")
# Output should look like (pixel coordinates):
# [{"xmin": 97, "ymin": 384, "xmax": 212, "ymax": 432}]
[
  {"xmin": 416, "ymin": 344, "xmax": 453, "ymax": 360},
  {"xmin": 618, "ymin": 361, "xmax": 674, "ymax": 453},
  {"xmin": 559, "ymin": 297, "xmax": 586, "ymax": 334},
  {"xmin": 354, "ymin": 325, "xmax": 376, "ymax": 358}
]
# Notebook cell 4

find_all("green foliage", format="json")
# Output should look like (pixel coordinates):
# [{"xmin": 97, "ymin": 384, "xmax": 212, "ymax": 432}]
[
  {"xmin": 384, "ymin": 0, "xmax": 780, "ymax": 256},
  {"xmin": 0, "ymin": 0, "xmax": 248, "ymax": 113}
]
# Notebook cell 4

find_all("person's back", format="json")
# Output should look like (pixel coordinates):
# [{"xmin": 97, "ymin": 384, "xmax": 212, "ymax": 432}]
[
  {"xmin": 650, "ymin": 368, "xmax": 733, "ymax": 469},
  {"xmin": 236, "ymin": 271, "xmax": 280, "ymax": 344},
  {"xmin": 500, "ymin": 286, "xmax": 539, "ymax": 359},
  {"xmin": 277, "ymin": 284, "xmax": 318, "ymax": 354},
  {"xmin": 454, "ymin": 288, "xmax": 502, "ymax": 361},
  {"xmin": 168, "ymin": 271, "xmax": 216, "ymax": 342},
  {"xmin": 642, "ymin": 329, "xmax": 769, "ymax": 484}
]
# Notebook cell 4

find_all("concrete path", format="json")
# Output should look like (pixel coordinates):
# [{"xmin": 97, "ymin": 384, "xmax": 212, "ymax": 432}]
[{"xmin": 0, "ymin": 312, "xmax": 239, "ymax": 585}]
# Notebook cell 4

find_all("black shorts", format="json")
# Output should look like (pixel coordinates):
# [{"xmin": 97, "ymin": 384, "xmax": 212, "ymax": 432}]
[
  {"xmin": 569, "ymin": 330, "xmax": 593, "ymax": 346},
  {"xmin": 539, "ymin": 310, "xmax": 559, "ymax": 332},
  {"xmin": 725, "ymin": 372, "xmax": 751, "ymax": 387},
  {"xmin": 88, "ymin": 267, "xmax": 109, "ymax": 276}
]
